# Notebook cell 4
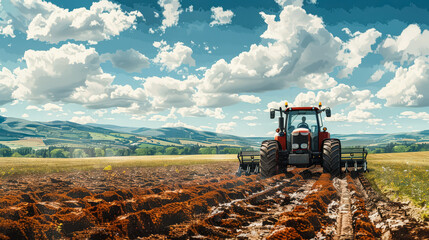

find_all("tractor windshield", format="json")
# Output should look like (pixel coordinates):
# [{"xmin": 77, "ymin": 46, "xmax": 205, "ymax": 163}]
[{"xmin": 286, "ymin": 110, "xmax": 319, "ymax": 151}]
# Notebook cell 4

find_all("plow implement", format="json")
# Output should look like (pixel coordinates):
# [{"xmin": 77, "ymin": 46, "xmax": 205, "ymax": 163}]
[
  {"xmin": 236, "ymin": 151, "xmax": 260, "ymax": 176},
  {"xmin": 340, "ymin": 147, "xmax": 368, "ymax": 172}
]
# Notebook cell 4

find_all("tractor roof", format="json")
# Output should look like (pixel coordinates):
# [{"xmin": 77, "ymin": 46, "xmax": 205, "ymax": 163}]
[{"xmin": 285, "ymin": 107, "xmax": 320, "ymax": 111}]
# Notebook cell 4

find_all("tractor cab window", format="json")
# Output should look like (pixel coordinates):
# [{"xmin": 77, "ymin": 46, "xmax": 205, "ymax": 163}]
[{"xmin": 286, "ymin": 110, "xmax": 319, "ymax": 151}]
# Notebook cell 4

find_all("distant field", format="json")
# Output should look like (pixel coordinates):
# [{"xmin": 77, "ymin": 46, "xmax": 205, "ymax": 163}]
[
  {"xmin": 366, "ymin": 151, "xmax": 429, "ymax": 219},
  {"xmin": 0, "ymin": 154, "xmax": 237, "ymax": 177},
  {"xmin": 1, "ymin": 138, "xmax": 46, "ymax": 148}
]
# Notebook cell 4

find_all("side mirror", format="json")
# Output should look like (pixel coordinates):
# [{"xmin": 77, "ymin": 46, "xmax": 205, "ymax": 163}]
[
  {"xmin": 326, "ymin": 108, "xmax": 331, "ymax": 117},
  {"xmin": 270, "ymin": 109, "xmax": 275, "ymax": 119}
]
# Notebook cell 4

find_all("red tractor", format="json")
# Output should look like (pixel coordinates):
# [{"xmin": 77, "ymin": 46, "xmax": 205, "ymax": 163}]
[{"xmin": 237, "ymin": 102, "xmax": 367, "ymax": 177}]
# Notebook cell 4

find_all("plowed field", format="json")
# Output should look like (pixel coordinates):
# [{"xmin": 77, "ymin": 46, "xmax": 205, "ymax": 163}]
[{"xmin": 0, "ymin": 162, "xmax": 428, "ymax": 239}]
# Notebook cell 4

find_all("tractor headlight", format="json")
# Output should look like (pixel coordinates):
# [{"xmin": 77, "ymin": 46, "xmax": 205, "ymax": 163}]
[
  {"xmin": 292, "ymin": 143, "xmax": 299, "ymax": 149},
  {"xmin": 301, "ymin": 143, "xmax": 308, "ymax": 149}
]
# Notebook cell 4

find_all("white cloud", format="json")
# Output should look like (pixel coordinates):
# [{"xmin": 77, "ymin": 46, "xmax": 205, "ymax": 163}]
[
  {"xmin": 326, "ymin": 109, "xmax": 382, "ymax": 125},
  {"xmin": 176, "ymin": 106, "xmax": 225, "ymax": 119},
  {"xmin": 26, "ymin": 105, "xmax": 41, "ymax": 111},
  {"xmin": 185, "ymin": 5, "xmax": 193, "ymax": 13},
  {"xmin": 355, "ymin": 100, "xmax": 381, "ymax": 110},
  {"xmin": 158, "ymin": 0, "xmax": 182, "ymax": 33},
  {"xmin": 368, "ymin": 69, "xmax": 385, "ymax": 83},
  {"xmin": 274, "ymin": 0, "xmax": 303, "ymax": 7},
  {"xmin": 0, "ymin": 108, "xmax": 6, "ymax": 113},
  {"xmin": 143, "ymin": 76, "xmax": 196, "ymax": 110},
  {"xmin": 400, "ymin": 111, "xmax": 429, "ymax": 121},
  {"xmin": 337, "ymin": 28, "xmax": 382, "ymax": 78},
  {"xmin": 10, "ymin": 43, "xmax": 149, "ymax": 110},
  {"xmin": 149, "ymin": 108, "xmax": 177, "ymax": 121},
  {"xmin": 22, "ymin": 113, "xmax": 29, "ymax": 118},
  {"xmin": 3, "ymin": 0, "xmax": 142, "ymax": 43},
  {"xmin": 216, "ymin": 122, "xmax": 236, "ymax": 133},
  {"xmin": 377, "ymin": 56, "xmax": 429, "ymax": 107},
  {"xmin": 94, "ymin": 109, "xmax": 107, "ymax": 117},
  {"xmin": 0, "ymin": 67, "xmax": 16, "ymax": 105},
  {"xmin": 162, "ymin": 121, "xmax": 202, "ymax": 131},
  {"xmin": 378, "ymin": 24, "xmax": 429, "ymax": 63},
  {"xmin": 243, "ymin": 116, "xmax": 257, "ymax": 121},
  {"xmin": 293, "ymin": 84, "xmax": 371, "ymax": 108},
  {"xmin": 239, "ymin": 95, "xmax": 261, "ymax": 104},
  {"xmin": 42, "ymin": 103, "xmax": 63, "ymax": 112},
  {"xmin": 210, "ymin": 7, "xmax": 234, "ymax": 26},
  {"xmin": 153, "ymin": 41, "xmax": 195, "ymax": 71},
  {"xmin": 101, "ymin": 49, "xmax": 150, "ymax": 73},
  {"xmin": 0, "ymin": 23, "xmax": 15, "ymax": 38},
  {"xmin": 232, "ymin": 115, "xmax": 239, "ymax": 119},
  {"xmin": 70, "ymin": 115, "xmax": 96, "ymax": 124},
  {"xmin": 266, "ymin": 99, "xmax": 288, "ymax": 112},
  {"xmin": 73, "ymin": 111, "xmax": 85, "ymax": 115},
  {"xmin": 199, "ymin": 6, "xmax": 343, "ymax": 96}
]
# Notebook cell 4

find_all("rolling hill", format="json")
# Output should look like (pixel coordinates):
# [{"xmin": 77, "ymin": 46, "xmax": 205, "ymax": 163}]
[{"xmin": 0, "ymin": 115, "xmax": 428, "ymax": 149}]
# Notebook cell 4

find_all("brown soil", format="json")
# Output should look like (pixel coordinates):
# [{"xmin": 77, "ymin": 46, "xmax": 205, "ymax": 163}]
[{"xmin": 0, "ymin": 162, "xmax": 428, "ymax": 239}]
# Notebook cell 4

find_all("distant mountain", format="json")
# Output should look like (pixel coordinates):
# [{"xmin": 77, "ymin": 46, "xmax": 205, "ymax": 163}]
[{"xmin": 0, "ymin": 115, "xmax": 428, "ymax": 149}]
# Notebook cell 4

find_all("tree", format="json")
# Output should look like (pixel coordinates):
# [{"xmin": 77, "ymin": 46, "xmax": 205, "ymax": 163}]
[
  {"xmin": 72, "ymin": 149, "xmax": 87, "ymax": 158},
  {"xmin": 16, "ymin": 147, "xmax": 33, "ymax": 156},
  {"xmin": 11, "ymin": 152, "xmax": 22, "ymax": 157},
  {"xmin": 95, "ymin": 148, "xmax": 105, "ymax": 157},
  {"xmin": 165, "ymin": 147, "xmax": 179, "ymax": 155},
  {"xmin": 36, "ymin": 149, "xmax": 49, "ymax": 158},
  {"xmin": 50, "ymin": 149, "xmax": 66, "ymax": 158},
  {"xmin": 0, "ymin": 148, "xmax": 12, "ymax": 157}
]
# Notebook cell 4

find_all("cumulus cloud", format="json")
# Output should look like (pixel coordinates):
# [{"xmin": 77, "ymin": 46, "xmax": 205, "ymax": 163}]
[
  {"xmin": 0, "ymin": 23, "xmax": 15, "ymax": 38},
  {"xmin": 176, "ymin": 106, "xmax": 225, "ymax": 119},
  {"xmin": 101, "ymin": 49, "xmax": 150, "ymax": 73},
  {"xmin": 149, "ymin": 108, "xmax": 177, "ymax": 121},
  {"xmin": 210, "ymin": 7, "xmax": 234, "ymax": 26},
  {"xmin": 143, "ymin": 76, "xmax": 196, "ymax": 110},
  {"xmin": 74, "ymin": 111, "xmax": 85, "ymax": 115},
  {"xmin": 216, "ymin": 122, "xmax": 236, "ymax": 133},
  {"xmin": 337, "ymin": 28, "xmax": 382, "ymax": 78},
  {"xmin": 275, "ymin": 0, "xmax": 303, "ymax": 7},
  {"xmin": 153, "ymin": 41, "xmax": 195, "ymax": 71},
  {"xmin": 377, "ymin": 56, "xmax": 429, "ymax": 107},
  {"xmin": 1, "ymin": 0, "xmax": 142, "ymax": 43},
  {"xmin": 158, "ymin": 0, "xmax": 182, "ymax": 33},
  {"xmin": 199, "ymin": 6, "xmax": 343, "ymax": 96},
  {"xmin": 70, "ymin": 115, "xmax": 96, "ymax": 124},
  {"xmin": 293, "ymin": 84, "xmax": 371, "ymax": 108},
  {"xmin": 162, "ymin": 121, "xmax": 202, "ymax": 131},
  {"xmin": 9, "ymin": 43, "xmax": 149, "ymax": 111},
  {"xmin": 378, "ymin": 24, "xmax": 429, "ymax": 63},
  {"xmin": 400, "ymin": 111, "xmax": 429, "ymax": 121},
  {"xmin": 243, "ymin": 116, "xmax": 257, "ymax": 121},
  {"xmin": 42, "ymin": 103, "xmax": 63, "ymax": 112},
  {"xmin": 0, "ymin": 67, "xmax": 16, "ymax": 105},
  {"xmin": 326, "ymin": 109, "xmax": 382, "ymax": 125},
  {"xmin": 265, "ymin": 99, "xmax": 288, "ymax": 112}
]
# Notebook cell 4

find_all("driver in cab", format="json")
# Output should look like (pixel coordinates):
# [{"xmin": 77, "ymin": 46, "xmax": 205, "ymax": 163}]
[{"xmin": 297, "ymin": 116, "xmax": 309, "ymax": 129}]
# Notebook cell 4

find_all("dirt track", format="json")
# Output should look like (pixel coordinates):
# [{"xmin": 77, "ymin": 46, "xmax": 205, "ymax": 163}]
[{"xmin": 0, "ymin": 162, "xmax": 428, "ymax": 239}]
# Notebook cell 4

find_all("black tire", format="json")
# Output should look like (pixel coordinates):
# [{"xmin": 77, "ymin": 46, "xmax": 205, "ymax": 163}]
[
  {"xmin": 322, "ymin": 139, "xmax": 341, "ymax": 177},
  {"xmin": 260, "ymin": 140, "xmax": 279, "ymax": 178}
]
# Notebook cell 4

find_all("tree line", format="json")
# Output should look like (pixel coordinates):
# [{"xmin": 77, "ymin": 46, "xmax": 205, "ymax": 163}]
[
  {"xmin": 0, "ymin": 144, "xmax": 245, "ymax": 158},
  {"xmin": 367, "ymin": 142, "xmax": 429, "ymax": 154}
]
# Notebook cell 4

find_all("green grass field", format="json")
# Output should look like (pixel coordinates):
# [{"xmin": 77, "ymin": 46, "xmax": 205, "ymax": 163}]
[
  {"xmin": 0, "ymin": 154, "xmax": 237, "ymax": 177},
  {"xmin": 365, "ymin": 151, "xmax": 429, "ymax": 219}
]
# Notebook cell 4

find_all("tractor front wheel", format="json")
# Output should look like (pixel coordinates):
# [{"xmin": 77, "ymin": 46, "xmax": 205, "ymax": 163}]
[
  {"xmin": 260, "ymin": 140, "xmax": 279, "ymax": 178},
  {"xmin": 322, "ymin": 139, "xmax": 341, "ymax": 177}
]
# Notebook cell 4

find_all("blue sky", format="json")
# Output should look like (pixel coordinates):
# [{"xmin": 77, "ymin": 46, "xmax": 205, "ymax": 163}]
[{"xmin": 1, "ymin": 0, "xmax": 429, "ymax": 137}]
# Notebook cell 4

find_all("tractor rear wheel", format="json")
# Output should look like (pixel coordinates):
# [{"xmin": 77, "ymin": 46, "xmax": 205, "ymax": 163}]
[
  {"xmin": 260, "ymin": 140, "xmax": 279, "ymax": 178},
  {"xmin": 322, "ymin": 139, "xmax": 341, "ymax": 177}
]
